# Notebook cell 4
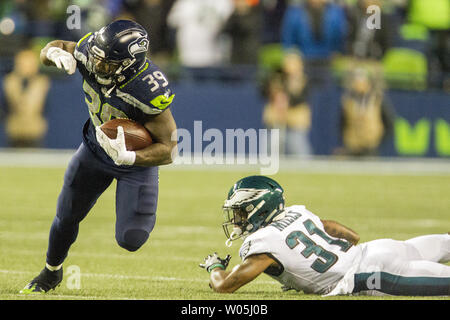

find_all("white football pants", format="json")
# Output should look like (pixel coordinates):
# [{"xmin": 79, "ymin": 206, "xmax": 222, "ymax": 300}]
[{"xmin": 327, "ymin": 233, "xmax": 450, "ymax": 296}]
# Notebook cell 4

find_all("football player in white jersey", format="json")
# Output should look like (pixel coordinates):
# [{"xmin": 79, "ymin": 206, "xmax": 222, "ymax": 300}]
[{"xmin": 199, "ymin": 176, "xmax": 450, "ymax": 296}]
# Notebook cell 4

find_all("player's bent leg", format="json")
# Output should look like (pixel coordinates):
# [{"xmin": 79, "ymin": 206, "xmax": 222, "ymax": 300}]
[
  {"xmin": 114, "ymin": 167, "xmax": 159, "ymax": 252},
  {"xmin": 22, "ymin": 144, "xmax": 114, "ymax": 294},
  {"xmin": 352, "ymin": 239, "xmax": 450, "ymax": 296},
  {"xmin": 46, "ymin": 144, "xmax": 114, "ymax": 265},
  {"xmin": 405, "ymin": 234, "xmax": 450, "ymax": 263},
  {"xmin": 116, "ymin": 214, "xmax": 156, "ymax": 251},
  {"xmin": 353, "ymin": 259, "xmax": 450, "ymax": 296}
]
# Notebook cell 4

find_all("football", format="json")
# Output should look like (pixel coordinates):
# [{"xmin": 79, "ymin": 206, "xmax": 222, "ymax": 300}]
[{"xmin": 100, "ymin": 118, "xmax": 152, "ymax": 151}]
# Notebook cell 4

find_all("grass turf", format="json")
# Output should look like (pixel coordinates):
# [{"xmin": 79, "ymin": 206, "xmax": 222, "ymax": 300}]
[{"xmin": 0, "ymin": 166, "xmax": 448, "ymax": 300}]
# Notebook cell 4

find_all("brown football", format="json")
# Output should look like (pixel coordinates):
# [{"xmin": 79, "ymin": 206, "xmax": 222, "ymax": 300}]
[{"xmin": 100, "ymin": 118, "xmax": 152, "ymax": 151}]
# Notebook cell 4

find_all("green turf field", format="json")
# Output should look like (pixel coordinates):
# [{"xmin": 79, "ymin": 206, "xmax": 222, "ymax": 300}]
[{"xmin": 0, "ymin": 164, "xmax": 449, "ymax": 300}]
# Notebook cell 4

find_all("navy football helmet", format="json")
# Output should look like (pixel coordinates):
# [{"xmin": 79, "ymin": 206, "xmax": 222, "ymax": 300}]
[
  {"xmin": 222, "ymin": 176, "xmax": 285, "ymax": 246},
  {"xmin": 87, "ymin": 19, "xmax": 149, "ymax": 85}
]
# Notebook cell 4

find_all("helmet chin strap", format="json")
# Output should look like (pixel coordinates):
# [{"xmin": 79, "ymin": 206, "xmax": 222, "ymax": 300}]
[
  {"xmin": 95, "ymin": 75, "xmax": 113, "ymax": 85},
  {"xmin": 225, "ymin": 227, "xmax": 242, "ymax": 247},
  {"xmin": 95, "ymin": 75, "xmax": 116, "ymax": 98},
  {"xmin": 95, "ymin": 65, "xmax": 128, "ymax": 97}
]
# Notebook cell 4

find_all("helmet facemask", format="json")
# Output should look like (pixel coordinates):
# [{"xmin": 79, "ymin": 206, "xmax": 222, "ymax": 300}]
[
  {"xmin": 87, "ymin": 32, "xmax": 144, "ymax": 86},
  {"xmin": 83, "ymin": 20, "xmax": 150, "ymax": 91},
  {"xmin": 222, "ymin": 206, "xmax": 252, "ymax": 247},
  {"xmin": 222, "ymin": 195, "xmax": 282, "ymax": 247},
  {"xmin": 87, "ymin": 41, "xmax": 126, "ymax": 86},
  {"xmin": 89, "ymin": 55, "xmax": 121, "ymax": 85},
  {"xmin": 221, "ymin": 177, "xmax": 286, "ymax": 247}
]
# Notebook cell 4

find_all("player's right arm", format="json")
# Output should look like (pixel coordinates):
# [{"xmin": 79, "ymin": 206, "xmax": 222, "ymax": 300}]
[
  {"xmin": 200, "ymin": 253, "xmax": 277, "ymax": 293},
  {"xmin": 40, "ymin": 40, "xmax": 77, "ymax": 74},
  {"xmin": 321, "ymin": 219, "xmax": 360, "ymax": 245}
]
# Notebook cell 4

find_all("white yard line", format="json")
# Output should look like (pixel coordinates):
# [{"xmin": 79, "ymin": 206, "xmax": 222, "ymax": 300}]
[
  {"xmin": 1, "ymin": 148, "xmax": 449, "ymax": 175},
  {"xmin": 1, "ymin": 293, "xmax": 135, "ymax": 300},
  {"xmin": 0, "ymin": 268, "xmax": 205, "ymax": 282},
  {"xmin": 0, "ymin": 269, "xmax": 278, "ymax": 285}
]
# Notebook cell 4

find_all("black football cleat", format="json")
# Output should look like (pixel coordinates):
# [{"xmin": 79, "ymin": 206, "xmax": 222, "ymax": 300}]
[{"xmin": 20, "ymin": 266, "xmax": 63, "ymax": 294}]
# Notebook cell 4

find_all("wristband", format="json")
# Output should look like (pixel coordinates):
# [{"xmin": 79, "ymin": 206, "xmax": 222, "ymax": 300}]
[{"xmin": 207, "ymin": 263, "xmax": 225, "ymax": 273}]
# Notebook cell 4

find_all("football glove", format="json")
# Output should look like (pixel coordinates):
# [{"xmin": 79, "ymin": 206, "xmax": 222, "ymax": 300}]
[
  {"xmin": 199, "ymin": 253, "xmax": 231, "ymax": 273},
  {"xmin": 46, "ymin": 47, "xmax": 77, "ymax": 75},
  {"xmin": 95, "ymin": 126, "xmax": 136, "ymax": 166}
]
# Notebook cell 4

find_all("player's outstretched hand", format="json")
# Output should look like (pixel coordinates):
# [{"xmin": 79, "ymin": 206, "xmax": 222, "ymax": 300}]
[
  {"xmin": 199, "ymin": 253, "xmax": 231, "ymax": 273},
  {"xmin": 95, "ymin": 126, "xmax": 136, "ymax": 166},
  {"xmin": 46, "ymin": 47, "xmax": 77, "ymax": 75}
]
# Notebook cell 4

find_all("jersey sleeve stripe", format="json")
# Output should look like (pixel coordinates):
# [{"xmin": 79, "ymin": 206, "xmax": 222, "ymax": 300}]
[{"xmin": 115, "ymin": 89, "xmax": 163, "ymax": 115}]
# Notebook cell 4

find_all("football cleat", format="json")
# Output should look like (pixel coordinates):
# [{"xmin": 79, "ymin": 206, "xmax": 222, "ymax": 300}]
[{"xmin": 20, "ymin": 267, "xmax": 63, "ymax": 294}]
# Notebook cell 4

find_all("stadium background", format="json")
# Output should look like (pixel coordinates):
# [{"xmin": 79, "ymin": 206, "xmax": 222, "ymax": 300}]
[
  {"xmin": 0, "ymin": 0, "xmax": 449, "ymax": 157},
  {"xmin": 0, "ymin": 0, "xmax": 449, "ymax": 301}
]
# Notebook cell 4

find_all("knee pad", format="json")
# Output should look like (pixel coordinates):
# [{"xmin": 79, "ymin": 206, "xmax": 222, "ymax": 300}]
[{"xmin": 117, "ymin": 229, "xmax": 150, "ymax": 252}]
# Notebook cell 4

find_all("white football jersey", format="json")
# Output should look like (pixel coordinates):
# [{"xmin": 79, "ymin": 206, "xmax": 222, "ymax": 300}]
[{"xmin": 239, "ymin": 205, "xmax": 362, "ymax": 294}]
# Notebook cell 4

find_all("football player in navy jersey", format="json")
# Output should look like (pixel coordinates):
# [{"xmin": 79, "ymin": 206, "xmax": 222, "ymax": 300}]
[{"xmin": 20, "ymin": 20, "xmax": 178, "ymax": 293}]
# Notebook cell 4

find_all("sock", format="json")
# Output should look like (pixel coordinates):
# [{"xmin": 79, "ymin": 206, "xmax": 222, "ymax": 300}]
[{"xmin": 46, "ymin": 263, "xmax": 63, "ymax": 272}]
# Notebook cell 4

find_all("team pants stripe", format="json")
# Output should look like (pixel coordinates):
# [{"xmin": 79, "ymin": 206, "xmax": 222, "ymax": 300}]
[{"xmin": 353, "ymin": 272, "xmax": 450, "ymax": 296}]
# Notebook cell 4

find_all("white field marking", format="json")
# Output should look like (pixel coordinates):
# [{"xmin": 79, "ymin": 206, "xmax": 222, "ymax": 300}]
[
  {"xmin": 0, "ymin": 228, "xmax": 219, "ymax": 238},
  {"xmin": 0, "ymin": 234, "xmax": 220, "ymax": 250},
  {"xmin": 1, "ymin": 148, "xmax": 450, "ymax": 176},
  {"xmin": 365, "ymin": 217, "xmax": 446, "ymax": 229},
  {"xmin": 404, "ymin": 219, "xmax": 445, "ymax": 228},
  {"xmin": 0, "ymin": 248, "xmax": 203, "ymax": 262},
  {"xmin": 0, "ymin": 225, "xmax": 220, "ymax": 242},
  {"xmin": 0, "ymin": 231, "xmax": 49, "ymax": 240},
  {"xmin": 0, "ymin": 269, "xmax": 279, "ymax": 286},
  {"xmin": 0, "ymin": 269, "xmax": 205, "ymax": 282},
  {"xmin": 4, "ymin": 293, "xmax": 136, "ymax": 300}
]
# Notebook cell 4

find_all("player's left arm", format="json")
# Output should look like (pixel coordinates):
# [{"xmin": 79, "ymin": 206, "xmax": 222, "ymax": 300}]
[
  {"xmin": 201, "ymin": 253, "xmax": 276, "ymax": 293},
  {"xmin": 321, "ymin": 219, "xmax": 360, "ymax": 245},
  {"xmin": 40, "ymin": 40, "xmax": 77, "ymax": 74},
  {"xmin": 133, "ymin": 108, "xmax": 177, "ymax": 167}
]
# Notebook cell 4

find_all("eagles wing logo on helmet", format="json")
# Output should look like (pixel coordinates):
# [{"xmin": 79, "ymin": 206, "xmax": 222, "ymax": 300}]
[
  {"xmin": 225, "ymin": 189, "xmax": 270, "ymax": 207},
  {"xmin": 128, "ymin": 38, "xmax": 149, "ymax": 58}
]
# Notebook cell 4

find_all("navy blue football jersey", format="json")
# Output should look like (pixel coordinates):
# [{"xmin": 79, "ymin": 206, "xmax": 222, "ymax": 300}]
[{"xmin": 73, "ymin": 32, "xmax": 175, "ymax": 168}]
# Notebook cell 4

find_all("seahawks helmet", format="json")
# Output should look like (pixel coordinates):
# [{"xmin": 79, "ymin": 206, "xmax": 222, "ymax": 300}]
[
  {"xmin": 222, "ymin": 176, "xmax": 285, "ymax": 246},
  {"xmin": 87, "ymin": 19, "xmax": 149, "ymax": 85}
]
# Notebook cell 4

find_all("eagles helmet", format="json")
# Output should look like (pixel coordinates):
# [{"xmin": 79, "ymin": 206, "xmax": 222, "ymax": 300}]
[
  {"xmin": 87, "ymin": 19, "xmax": 149, "ymax": 85},
  {"xmin": 222, "ymin": 176, "xmax": 285, "ymax": 246}
]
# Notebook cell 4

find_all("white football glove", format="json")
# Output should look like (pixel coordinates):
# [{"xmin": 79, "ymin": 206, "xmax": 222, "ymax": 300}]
[
  {"xmin": 95, "ymin": 126, "xmax": 136, "ymax": 166},
  {"xmin": 199, "ymin": 253, "xmax": 231, "ymax": 273},
  {"xmin": 46, "ymin": 47, "xmax": 77, "ymax": 75}
]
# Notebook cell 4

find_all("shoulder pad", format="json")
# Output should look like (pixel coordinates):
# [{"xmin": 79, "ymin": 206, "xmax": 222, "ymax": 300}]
[
  {"xmin": 76, "ymin": 32, "xmax": 92, "ymax": 48},
  {"xmin": 74, "ymin": 33, "xmax": 93, "ymax": 67},
  {"xmin": 117, "ymin": 62, "xmax": 175, "ymax": 115},
  {"xmin": 239, "ymin": 229, "xmax": 275, "ymax": 261}
]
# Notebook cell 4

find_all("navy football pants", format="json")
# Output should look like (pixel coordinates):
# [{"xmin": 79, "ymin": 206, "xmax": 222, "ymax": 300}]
[{"xmin": 46, "ymin": 143, "xmax": 159, "ymax": 266}]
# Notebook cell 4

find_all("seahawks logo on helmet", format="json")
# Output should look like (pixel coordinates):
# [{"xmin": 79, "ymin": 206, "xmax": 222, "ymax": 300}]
[{"xmin": 128, "ymin": 38, "xmax": 149, "ymax": 58}]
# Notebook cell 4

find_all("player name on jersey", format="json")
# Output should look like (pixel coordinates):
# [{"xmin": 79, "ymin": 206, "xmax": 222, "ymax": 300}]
[{"xmin": 270, "ymin": 210, "xmax": 302, "ymax": 231}]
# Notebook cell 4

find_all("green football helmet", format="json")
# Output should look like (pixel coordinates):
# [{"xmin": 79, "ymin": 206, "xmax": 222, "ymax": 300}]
[{"xmin": 222, "ymin": 176, "xmax": 285, "ymax": 246}]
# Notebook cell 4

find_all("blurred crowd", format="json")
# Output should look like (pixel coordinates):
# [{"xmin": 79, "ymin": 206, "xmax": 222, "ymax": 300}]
[{"xmin": 0, "ymin": 0, "xmax": 448, "ymax": 154}]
